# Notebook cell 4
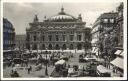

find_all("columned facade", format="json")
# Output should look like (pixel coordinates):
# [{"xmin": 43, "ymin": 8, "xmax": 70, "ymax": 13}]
[{"xmin": 26, "ymin": 7, "xmax": 87, "ymax": 50}]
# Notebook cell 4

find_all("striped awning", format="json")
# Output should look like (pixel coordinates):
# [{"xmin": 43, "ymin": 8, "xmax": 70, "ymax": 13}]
[
  {"xmin": 97, "ymin": 65, "xmax": 112, "ymax": 73},
  {"xmin": 115, "ymin": 50, "xmax": 122, "ymax": 55},
  {"xmin": 120, "ymin": 52, "xmax": 124, "ymax": 57},
  {"xmin": 111, "ymin": 57, "xmax": 123, "ymax": 69}
]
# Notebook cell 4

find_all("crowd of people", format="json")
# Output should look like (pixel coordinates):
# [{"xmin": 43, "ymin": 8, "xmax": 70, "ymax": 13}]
[{"xmin": 7, "ymin": 50, "xmax": 74, "ymax": 77}]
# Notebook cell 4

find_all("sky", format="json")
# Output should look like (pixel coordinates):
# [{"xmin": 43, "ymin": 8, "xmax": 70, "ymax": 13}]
[{"xmin": 3, "ymin": 2, "xmax": 121, "ymax": 35}]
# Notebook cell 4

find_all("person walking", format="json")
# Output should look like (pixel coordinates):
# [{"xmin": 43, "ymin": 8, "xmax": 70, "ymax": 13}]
[
  {"xmin": 28, "ymin": 66, "xmax": 32, "ymax": 74},
  {"xmin": 10, "ymin": 69, "xmax": 14, "ymax": 77},
  {"xmin": 14, "ymin": 71, "xmax": 19, "ymax": 77},
  {"xmin": 28, "ymin": 66, "xmax": 30, "ymax": 74}
]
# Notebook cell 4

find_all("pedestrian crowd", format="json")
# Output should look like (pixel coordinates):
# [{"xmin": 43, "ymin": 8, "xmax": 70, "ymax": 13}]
[{"xmin": 8, "ymin": 51, "xmax": 74, "ymax": 77}]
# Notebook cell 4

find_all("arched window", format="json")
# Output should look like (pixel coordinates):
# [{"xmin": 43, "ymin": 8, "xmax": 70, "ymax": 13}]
[
  {"xmin": 62, "ymin": 44, "xmax": 66, "ymax": 50},
  {"xmin": 33, "ymin": 35, "xmax": 37, "ymax": 41},
  {"xmin": 41, "ymin": 35, "xmax": 45, "ymax": 41},
  {"xmin": 48, "ymin": 35, "xmax": 52, "ymax": 41},
  {"xmin": 69, "ymin": 44, "xmax": 74, "ymax": 50},
  {"xmin": 77, "ymin": 43, "xmax": 82, "ymax": 50},
  {"xmin": 77, "ymin": 35, "xmax": 81, "ymax": 41},
  {"xmin": 26, "ymin": 43, "xmax": 30, "ymax": 50},
  {"xmin": 33, "ymin": 44, "xmax": 37, "ymax": 50},
  {"xmin": 42, "ymin": 44, "xmax": 45, "ymax": 50},
  {"xmin": 48, "ymin": 44, "xmax": 52, "ymax": 50},
  {"xmin": 62, "ymin": 35, "xmax": 66, "ymax": 41},
  {"xmin": 55, "ymin": 44, "xmax": 60, "ymax": 50},
  {"xmin": 70, "ymin": 35, "xmax": 74, "ymax": 41},
  {"xmin": 56, "ymin": 35, "xmax": 59, "ymax": 41}
]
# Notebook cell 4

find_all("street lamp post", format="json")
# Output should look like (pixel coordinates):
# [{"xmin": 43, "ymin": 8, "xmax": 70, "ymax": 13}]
[
  {"xmin": 45, "ymin": 48, "xmax": 48, "ymax": 76},
  {"xmin": 60, "ymin": 45, "xmax": 62, "ymax": 52}
]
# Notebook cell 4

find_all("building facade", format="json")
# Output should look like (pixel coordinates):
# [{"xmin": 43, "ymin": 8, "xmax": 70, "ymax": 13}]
[
  {"xmin": 91, "ymin": 12, "xmax": 118, "ymax": 56},
  {"xmin": 116, "ymin": 2, "xmax": 123, "ymax": 48},
  {"xmin": 3, "ymin": 18, "xmax": 15, "ymax": 50},
  {"xmin": 26, "ymin": 7, "xmax": 88, "ymax": 50},
  {"xmin": 15, "ymin": 34, "xmax": 26, "ymax": 50},
  {"xmin": 109, "ymin": 3, "xmax": 124, "ymax": 77}
]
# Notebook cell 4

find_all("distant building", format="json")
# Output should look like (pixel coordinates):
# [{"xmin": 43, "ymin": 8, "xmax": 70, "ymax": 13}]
[
  {"xmin": 26, "ymin": 7, "xmax": 88, "ymax": 51},
  {"xmin": 3, "ymin": 18, "xmax": 15, "ymax": 50},
  {"xmin": 15, "ymin": 34, "xmax": 26, "ymax": 50},
  {"xmin": 91, "ymin": 12, "xmax": 118, "ymax": 56}
]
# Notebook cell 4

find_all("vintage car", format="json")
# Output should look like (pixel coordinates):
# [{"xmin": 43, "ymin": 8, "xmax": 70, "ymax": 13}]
[
  {"xmin": 35, "ymin": 63, "xmax": 42, "ymax": 71},
  {"xmin": 79, "ymin": 54, "xmax": 85, "ymax": 62}
]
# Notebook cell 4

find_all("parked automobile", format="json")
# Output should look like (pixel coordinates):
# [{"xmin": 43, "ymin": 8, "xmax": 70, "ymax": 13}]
[
  {"xmin": 96, "ymin": 71, "xmax": 111, "ymax": 77},
  {"xmin": 13, "ymin": 58, "xmax": 23, "ymax": 64},
  {"xmin": 79, "ymin": 54, "xmax": 85, "ymax": 62},
  {"xmin": 60, "ymin": 56, "xmax": 69, "ymax": 61},
  {"xmin": 73, "ymin": 65, "xmax": 78, "ymax": 71},
  {"xmin": 10, "ymin": 71, "xmax": 20, "ymax": 77},
  {"xmin": 68, "ymin": 68, "xmax": 75, "ymax": 77},
  {"xmin": 35, "ymin": 64, "xmax": 42, "ymax": 71},
  {"xmin": 83, "ymin": 56, "xmax": 97, "ymax": 62}
]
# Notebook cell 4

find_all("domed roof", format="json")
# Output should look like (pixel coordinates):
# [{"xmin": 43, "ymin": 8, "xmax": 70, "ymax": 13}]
[{"xmin": 46, "ymin": 7, "xmax": 77, "ymax": 22}]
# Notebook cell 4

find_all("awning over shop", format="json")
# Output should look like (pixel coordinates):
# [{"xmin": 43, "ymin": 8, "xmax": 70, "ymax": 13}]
[
  {"xmin": 55, "ymin": 59, "xmax": 65, "ymax": 65},
  {"xmin": 114, "ymin": 50, "xmax": 122, "ymax": 55},
  {"xmin": 97, "ymin": 65, "xmax": 112, "ymax": 73},
  {"xmin": 111, "ymin": 57, "xmax": 123, "ymax": 69},
  {"xmin": 120, "ymin": 52, "xmax": 124, "ymax": 57}
]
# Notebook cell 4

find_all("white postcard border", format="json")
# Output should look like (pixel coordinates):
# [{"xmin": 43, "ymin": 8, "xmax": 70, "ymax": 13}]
[{"xmin": 1, "ymin": 0, "xmax": 127, "ymax": 80}]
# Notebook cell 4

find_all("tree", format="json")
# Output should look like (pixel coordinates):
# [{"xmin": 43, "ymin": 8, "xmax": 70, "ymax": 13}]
[{"xmin": 100, "ymin": 28, "xmax": 118, "ymax": 68}]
